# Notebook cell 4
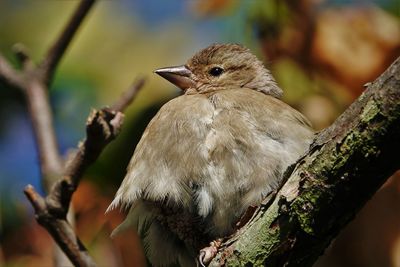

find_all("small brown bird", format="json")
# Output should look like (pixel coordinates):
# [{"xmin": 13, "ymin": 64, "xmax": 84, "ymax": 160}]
[{"xmin": 108, "ymin": 43, "xmax": 314, "ymax": 266}]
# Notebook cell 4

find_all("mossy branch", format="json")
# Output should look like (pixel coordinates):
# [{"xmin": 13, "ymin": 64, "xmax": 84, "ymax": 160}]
[{"xmin": 210, "ymin": 57, "xmax": 400, "ymax": 266}]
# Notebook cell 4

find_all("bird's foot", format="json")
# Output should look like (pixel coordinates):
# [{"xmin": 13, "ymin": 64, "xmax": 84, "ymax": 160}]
[{"xmin": 198, "ymin": 239, "xmax": 222, "ymax": 267}]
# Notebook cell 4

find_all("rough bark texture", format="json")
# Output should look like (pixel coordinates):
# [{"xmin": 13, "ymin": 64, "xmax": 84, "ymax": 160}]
[{"xmin": 210, "ymin": 57, "xmax": 400, "ymax": 266}]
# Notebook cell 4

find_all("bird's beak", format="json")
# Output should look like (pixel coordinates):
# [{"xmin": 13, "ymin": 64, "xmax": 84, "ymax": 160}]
[{"xmin": 154, "ymin": 65, "xmax": 195, "ymax": 90}]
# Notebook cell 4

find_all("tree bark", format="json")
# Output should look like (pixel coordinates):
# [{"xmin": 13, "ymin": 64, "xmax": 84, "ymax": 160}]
[
  {"xmin": 1, "ymin": 1, "xmax": 145, "ymax": 266},
  {"xmin": 210, "ymin": 57, "xmax": 400, "ymax": 266}
]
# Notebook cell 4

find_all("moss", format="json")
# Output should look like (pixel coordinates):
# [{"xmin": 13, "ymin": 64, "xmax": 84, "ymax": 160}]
[
  {"xmin": 360, "ymin": 99, "xmax": 380, "ymax": 124},
  {"xmin": 209, "ymin": 59, "xmax": 400, "ymax": 267},
  {"xmin": 291, "ymin": 185, "xmax": 325, "ymax": 235}
]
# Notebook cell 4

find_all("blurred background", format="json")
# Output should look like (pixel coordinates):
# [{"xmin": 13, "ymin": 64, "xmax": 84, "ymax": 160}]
[{"xmin": 0, "ymin": 0, "xmax": 399, "ymax": 266}]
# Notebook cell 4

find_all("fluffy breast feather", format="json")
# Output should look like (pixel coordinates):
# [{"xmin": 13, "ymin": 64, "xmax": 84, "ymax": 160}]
[
  {"xmin": 108, "ymin": 94, "xmax": 215, "ymax": 211},
  {"xmin": 108, "ymin": 88, "xmax": 314, "ymax": 235}
]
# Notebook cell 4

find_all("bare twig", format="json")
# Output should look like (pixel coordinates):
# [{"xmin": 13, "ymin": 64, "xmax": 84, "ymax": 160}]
[
  {"xmin": 24, "ymin": 185, "xmax": 96, "ymax": 267},
  {"xmin": 2, "ymin": 40, "xmax": 65, "ymax": 187},
  {"xmin": 47, "ymin": 108, "xmax": 126, "ymax": 217},
  {"xmin": 40, "ymin": 0, "xmax": 96, "ymax": 85},
  {"xmin": 24, "ymin": 79, "xmax": 145, "ymax": 266},
  {"xmin": 24, "ymin": 185, "xmax": 47, "ymax": 214},
  {"xmin": 48, "ymin": 78, "xmax": 144, "ymax": 215},
  {"xmin": 0, "ymin": 53, "xmax": 24, "ymax": 89},
  {"xmin": 0, "ymin": 0, "xmax": 124, "ymax": 265},
  {"xmin": 26, "ymin": 79, "xmax": 64, "ymax": 187},
  {"xmin": 0, "ymin": 0, "xmax": 98, "ymax": 187},
  {"xmin": 111, "ymin": 77, "xmax": 146, "ymax": 112},
  {"xmin": 12, "ymin": 43, "xmax": 31, "ymax": 68}
]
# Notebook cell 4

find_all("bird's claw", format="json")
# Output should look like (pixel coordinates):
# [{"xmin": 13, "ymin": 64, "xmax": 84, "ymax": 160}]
[{"xmin": 198, "ymin": 239, "xmax": 222, "ymax": 266}]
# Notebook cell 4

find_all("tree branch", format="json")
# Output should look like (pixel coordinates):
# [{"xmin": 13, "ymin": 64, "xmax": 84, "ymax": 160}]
[
  {"xmin": 24, "ymin": 79, "xmax": 145, "ymax": 267},
  {"xmin": 210, "ymin": 57, "xmax": 400, "ymax": 266},
  {"xmin": 24, "ymin": 185, "xmax": 96, "ymax": 267},
  {"xmin": 0, "ymin": 52, "xmax": 24, "ymax": 89},
  {"xmin": 40, "ymin": 0, "xmax": 96, "ymax": 85},
  {"xmin": 25, "ymin": 76, "xmax": 64, "ymax": 187},
  {"xmin": 111, "ymin": 77, "xmax": 146, "ymax": 112},
  {"xmin": 23, "ymin": 110, "xmax": 119, "ymax": 267},
  {"xmin": 0, "ymin": 0, "xmax": 143, "ymax": 266},
  {"xmin": 0, "ymin": 0, "xmax": 98, "ymax": 188}
]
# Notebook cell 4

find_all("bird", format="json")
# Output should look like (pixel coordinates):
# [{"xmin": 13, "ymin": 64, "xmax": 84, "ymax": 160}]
[{"xmin": 107, "ymin": 43, "xmax": 314, "ymax": 267}]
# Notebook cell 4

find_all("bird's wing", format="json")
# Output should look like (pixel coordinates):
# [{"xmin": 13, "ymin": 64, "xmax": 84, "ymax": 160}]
[{"xmin": 107, "ymin": 93, "xmax": 215, "ymax": 212}]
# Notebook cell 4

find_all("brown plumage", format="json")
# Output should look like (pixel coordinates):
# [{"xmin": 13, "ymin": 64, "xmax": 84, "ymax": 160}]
[{"xmin": 108, "ymin": 43, "xmax": 314, "ymax": 267}]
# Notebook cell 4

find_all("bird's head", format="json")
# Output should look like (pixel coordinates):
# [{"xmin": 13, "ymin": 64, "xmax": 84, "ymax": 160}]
[{"xmin": 155, "ymin": 43, "xmax": 283, "ymax": 98}]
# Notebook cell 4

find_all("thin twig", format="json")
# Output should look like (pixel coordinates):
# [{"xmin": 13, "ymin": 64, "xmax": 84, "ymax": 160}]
[
  {"xmin": 25, "ymin": 79, "xmax": 64, "ymax": 188},
  {"xmin": 0, "ymin": 0, "xmax": 98, "ymax": 187},
  {"xmin": 24, "ymin": 79, "xmax": 144, "ymax": 267},
  {"xmin": 12, "ymin": 43, "xmax": 31, "ymax": 68},
  {"xmin": 0, "ymin": 0, "xmax": 144, "ymax": 265},
  {"xmin": 0, "ymin": 53, "xmax": 24, "ymax": 89},
  {"xmin": 24, "ymin": 185, "xmax": 47, "ymax": 214},
  {"xmin": 47, "ymin": 108, "xmax": 125, "ymax": 216},
  {"xmin": 40, "ymin": 0, "xmax": 96, "ymax": 85},
  {"xmin": 24, "ymin": 185, "xmax": 97, "ymax": 267},
  {"xmin": 0, "ymin": 0, "xmax": 100, "ymax": 265},
  {"xmin": 56, "ymin": 78, "xmax": 145, "ymax": 206},
  {"xmin": 111, "ymin": 77, "xmax": 146, "ymax": 112},
  {"xmin": 2, "ymin": 41, "xmax": 64, "ymax": 186}
]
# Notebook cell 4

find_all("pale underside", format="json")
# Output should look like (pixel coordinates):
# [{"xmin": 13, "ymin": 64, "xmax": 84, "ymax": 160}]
[{"xmin": 109, "ymin": 87, "xmax": 314, "ymax": 266}]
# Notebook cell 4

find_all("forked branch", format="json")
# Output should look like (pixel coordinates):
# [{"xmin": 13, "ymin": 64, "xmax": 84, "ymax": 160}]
[{"xmin": 0, "ymin": 0, "xmax": 146, "ymax": 266}]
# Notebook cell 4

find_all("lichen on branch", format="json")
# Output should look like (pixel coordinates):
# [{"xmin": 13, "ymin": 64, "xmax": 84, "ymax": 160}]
[{"xmin": 210, "ymin": 56, "xmax": 400, "ymax": 266}]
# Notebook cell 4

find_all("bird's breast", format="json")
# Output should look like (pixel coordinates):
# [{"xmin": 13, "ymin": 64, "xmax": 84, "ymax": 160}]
[{"xmin": 118, "ymin": 89, "xmax": 312, "ymax": 236}]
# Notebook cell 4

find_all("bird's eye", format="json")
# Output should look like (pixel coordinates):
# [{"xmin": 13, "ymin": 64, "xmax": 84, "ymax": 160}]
[{"xmin": 209, "ymin": 67, "xmax": 224, "ymax": 77}]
